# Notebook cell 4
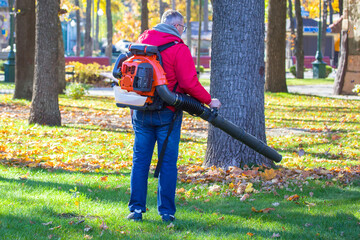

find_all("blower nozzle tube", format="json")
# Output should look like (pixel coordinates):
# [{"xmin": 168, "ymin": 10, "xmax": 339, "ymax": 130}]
[{"xmin": 156, "ymin": 85, "xmax": 282, "ymax": 163}]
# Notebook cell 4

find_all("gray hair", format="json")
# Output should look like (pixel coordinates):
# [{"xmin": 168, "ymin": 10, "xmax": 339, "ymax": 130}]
[{"xmin": 161, "ymin": 10, "xmax": 184, "ymax": 25}]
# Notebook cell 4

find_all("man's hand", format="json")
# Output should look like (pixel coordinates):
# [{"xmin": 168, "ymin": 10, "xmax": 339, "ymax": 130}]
[{"xmin": 209, "ymin": 98, "xmax": 221, "ymax": 108}]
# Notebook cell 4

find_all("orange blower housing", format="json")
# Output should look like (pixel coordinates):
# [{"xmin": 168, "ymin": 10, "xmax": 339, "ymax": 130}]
[{"xmin": 118, "ymin": 45, "xmax": 168, "ymax": 104}]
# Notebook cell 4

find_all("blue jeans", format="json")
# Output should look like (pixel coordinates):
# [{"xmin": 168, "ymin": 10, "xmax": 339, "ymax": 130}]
[{"xmin": 129, "ymin": 108, "xmax": 183, "ymax": 216}]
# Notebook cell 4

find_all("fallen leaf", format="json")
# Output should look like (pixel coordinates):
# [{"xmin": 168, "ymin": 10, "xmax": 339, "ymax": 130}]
[
  {"xmin": 84, "ymin": 225, "xmax": 92, "ymax": 232},
  {"xmin": 262, "ymin": 208, "xmax": 276, "ymax": 213},
  {"xmin": 272, "ymin": 233, "xmax": 280, "ymax": 238},
  {"xmin": 76, "ymin": 220, "xmax": 85, "ymax": 225},
  {"xmin": 331, "ymin": 135, "xmax": 341, "ymax": 141},
  {"xmin": 19, "ymin": 175, "xmax": 29, "ymax": 180},
  {"xmin": 100, "ymin": 221, "xmax": 109, "ymax": 230},
  {"xmin": 167, "ymin": 222, "xmax": 175, "ymax": 229},
  {"xmin": 261, "ymin": 168, "xmax": 277, "ymax": 180},
  {"xmin": 84, "ymin": 235, "xmax": 93, "ymax": 239},
  {"xmin": 100, "ymin": 176, "xmax": 108, "ymax": 182},
  {"xmin": 287, "ymin": 194, "xmax": 300, "ymax": 201},
  {"xmin": 245, "ymin": 183, "xmax": 254, "ymax": 193},
  {"xmin": 240, "ymin": 193, "xmax": 250, "ymax": 201},
  {"xmin": 42, "ymin": 221, "xmax": 53, "ymax": 226},
  {"xmin": 251, "ymin": 207, "xmax": 275, "ymax": 213},
  {"xmin": 272, "ymin": 202, "xmax": 280, "ymax": 207},
  {"xmin": 298, "ymin": 149, "xmax": 305, "ymax": 157},
  {"xmin": 49, "ymin": 225, "xmax": 61, "ymax": 231},
  {"xmin": 218, "ymin": 216, "xmax": 225, "ymax": 220},
  {"xmin": 209, "ymin": 184, "xmax": 221, "ymax": 192},
  {"xmin": 247, "ymin": 232, "xmax": 254, "ymax": 237},
  {"xmin": 305, "ymin": 223, "xmax": 313, "ymax": 227}
]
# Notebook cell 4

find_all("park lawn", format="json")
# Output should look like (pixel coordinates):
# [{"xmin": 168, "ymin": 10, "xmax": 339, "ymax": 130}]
[{"xmin": 0, "ymin": 93, "xmax": 359, "ymax": 239}]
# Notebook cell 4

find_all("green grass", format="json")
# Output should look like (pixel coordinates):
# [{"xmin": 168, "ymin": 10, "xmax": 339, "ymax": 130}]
[
  {"xmin": 0, "ymin": 81, "xmax": 15, "ymax": 90},
  {"xmin": 0, "ymin": 93, "xmax": 359, "ymax": 239},
  {"xmin": 286, "ymin": 78, "xmax": 334, "ymax": 86},
  {"xmin": 1, "ymin": 165, "xmax": 359, "ymax": 239}
]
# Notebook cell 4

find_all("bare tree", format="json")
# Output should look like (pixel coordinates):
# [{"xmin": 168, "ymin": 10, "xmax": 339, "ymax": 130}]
[
  {"xmin": 204, "ymin": 0, "xmax": 209, "ymax": 32},
  {"xmin": 204, "ymin": 0, "xmax": 273, "ymax": 168},
  {"xmin": 84, "ymin": 0, "xmax": 92, "ymax": 56},
  {"xmin": 321, "ymin": 0, "xmax": 329, "ymax": 56},
  {"xmin": 159, "ymin": 0, "xmax": 164, "ymax": 20},
  {"xmin": 141, "ymin": 0, "xmax": 148, "ymax": 34},
  {"xmin": 75, "ymin": 0, "xmax": 81, "ymax": 56},
  {"xmin": 288, "ymin": 0, "xmax": 295, "ymax": 58},
  {"xmin": 29, "ymin": 0, "xmax": 61, "ymax": 126},
  {"xmin": 95, "ymin": 0, "xmax": 101, "ymax": 51},
  {"xmin": 333, "ymin": 30, "xmax": 348, "ymax": 94},
  {"xmin": 295, "ymin": 0, "xmax": 304, "ymax": 78},
  {"xmin": 105, "ymin": 0, "xmax": 113, "ymax": 60},
  {"xmin": 265, "ymin": 0, "xmax": 287, "ymax": 92},
  {"xmin": 13, "ymin": 0, "xmax": 35, "ymax": 100},
  {"xmin": 57, "ymin": 14, "xmax": 66, "ymax": 94},
  {"xmin": 186, "ymin": 0, "xmax": 191, "ymax": 48}
]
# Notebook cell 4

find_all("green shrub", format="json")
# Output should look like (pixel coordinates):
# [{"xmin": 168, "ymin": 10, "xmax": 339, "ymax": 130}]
[
  {"xmin": 325, "ymin": 65, "xmax": 333, "ymax": 78},
  {"xmin": 67, "ymin": 62, "xmax": 112, "ymax": 85},
  {"xmin": 0, "ymin": 60, "xmax": 6, "ymax": 72},
  {"xmin": 289, "ymin": 65, "xmax": 296, "ymax": 77},
  {"xmin": 65, "ymin": 82, "xmax": 91, "ymax": 99},
  {"xmin": 352, "ymin": 84, "xmax": 360, "ymax": 96}
]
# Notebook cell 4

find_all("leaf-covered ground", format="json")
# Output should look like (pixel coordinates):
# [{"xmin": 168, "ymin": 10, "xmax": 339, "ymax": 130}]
[{"xmin": 0, "ymin": 93, "xmax": 359, "ymax": 239}]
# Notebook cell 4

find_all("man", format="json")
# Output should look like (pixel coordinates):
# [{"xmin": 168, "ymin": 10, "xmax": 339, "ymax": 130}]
[{"xmin": 127, "ymin": 10, "xmax": 221, "ymax": 222}]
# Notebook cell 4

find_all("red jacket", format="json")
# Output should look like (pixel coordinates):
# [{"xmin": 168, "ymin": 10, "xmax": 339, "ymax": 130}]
[{"xmin": 137, "ymin": 29, "xmax": 211, "ymax": 105}]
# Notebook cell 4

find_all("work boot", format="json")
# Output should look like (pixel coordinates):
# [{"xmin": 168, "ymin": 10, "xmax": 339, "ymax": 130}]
[
  {"xmin": 161, "ymin": 214, "xmax": 175, "ymax": 222},
  {"xmin": 127, "ymin": 209, "xmax": 142, "ymax": 221}
]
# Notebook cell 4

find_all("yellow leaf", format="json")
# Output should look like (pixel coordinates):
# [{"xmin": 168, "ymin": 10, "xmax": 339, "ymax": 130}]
[
  {"xmin": 245, "ymin": 183, "xmax": 254, "ymax": 193},
  {"xmin": 261, "ymin": 168, "xmax": 277, "ymax": 181},
  {"xmin": 74, "ymin": 201, "xmax": 79, "ymax": 206},
  {"xmin": 100, "ymin": 176, "xmax": 108, "ymax": 182},
  {"xmin": 229, "ymin": 182, "xmax": 235, "ymax": 189}
]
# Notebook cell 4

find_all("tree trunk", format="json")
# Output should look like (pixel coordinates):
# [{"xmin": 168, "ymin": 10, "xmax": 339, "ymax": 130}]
[
  {"xmin": 204, "ymin": 0, "xmax": 208, "ymax": 32},
  {"xmin": 265, "ymin": 0, "xmax": 287, "ymax": 92},
  {"xmin": 84, "ymin": 0, "xmax": 92, "ymax": 56},
  {"xmin": 186, "ymin": 0, "xmax": 191, "ymax": 48},
  {"xmin": 204, "ymin": 0, "xmax": 273, "ymax": 168},
  {"xmin": 333, "ymin": 31, "xmax": 348, "ymax": 94},
  {"xmin": 172, "ymin": 0, "xmax": 176, "ymax": 10},
  {"xmin": 13, "ymin": 0, "xmax": 35, "ymax": 100},
  {"xmin": 75, "ymin": 0, "xmax": 81, "ymax": 56},
  {"xmin": 29, "ymin": 0, "xmax": 61, "ymax": 126},
  {"xmin": 321, "ymin": 0, "xmax": 328, "ymax": 56},
  {"xmin": 141, "ymin": 0, "xmax": 148, "ymax": 34},
  {"xmin": 288, "ymin": 0, "xmax": 295, "ymax": 57},
  {"xmin": 105, "ymin": 0, "xmax": 113, "ymax": 60},
  {"xmin": 57, "ymin": 16, "xmax": 66, "ymax": 94},
  {"xmin": 159, "ymin": 0, "xmax": 164, "ymax": 20},
  {"xmin": 95, "ymin": 0, "xmax": 100, "ymax": 51},
  {"xmin": 295, "ymin": 0, "xmax": 304, "ymax": 79},
  {"xmin": 339, "ymin": 0, "xmax": 343, "ymax": 16},
  {"xmin": 329, "ymin": 1, "xmax": 333, "ymax": 24}
]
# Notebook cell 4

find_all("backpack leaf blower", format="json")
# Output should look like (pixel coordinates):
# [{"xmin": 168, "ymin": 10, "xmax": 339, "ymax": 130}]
[{"xmin": 112, "ymin": 43, "xmax": 282, "ymax": 163}]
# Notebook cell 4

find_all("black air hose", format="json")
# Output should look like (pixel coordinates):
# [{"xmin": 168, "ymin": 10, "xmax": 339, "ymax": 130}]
[{"xmin": 156, "ymin": 85, "xmax": 282, "ymax": 163}]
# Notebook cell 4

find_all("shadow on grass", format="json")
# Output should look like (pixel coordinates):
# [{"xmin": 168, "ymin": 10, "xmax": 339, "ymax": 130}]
[{"xmin": 0, "ymin": 166, "xmax": 359, "ymax": 239}]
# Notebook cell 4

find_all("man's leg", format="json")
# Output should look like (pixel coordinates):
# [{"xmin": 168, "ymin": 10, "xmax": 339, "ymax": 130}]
[
  {"xmin": 155, "ymin": 110, "xmax": 183, "ymax": 217},
  {"xmin": 129, "ymin": 110, "xmax": 156, "ymax": 214}
]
